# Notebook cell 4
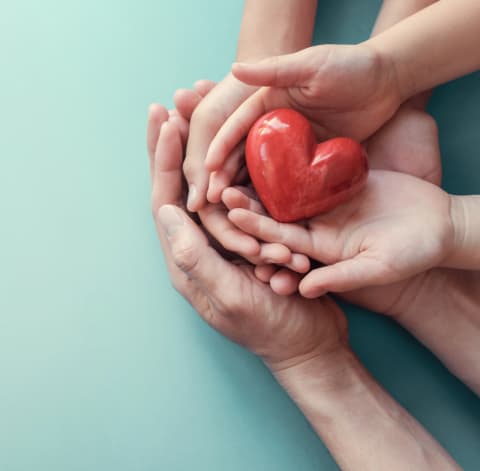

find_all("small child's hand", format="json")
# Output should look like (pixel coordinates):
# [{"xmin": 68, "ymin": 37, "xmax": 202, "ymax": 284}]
[
  {"xmin": 227, "ymin": 170, "xmax": 455, "ymax": 297},
  {"xmin": 170, "ymin": 86, "xmax": 310, "ymax": 274},
  {"xmin": 205, "ymin": 43, "xmax": 402, "ymax": 194}
]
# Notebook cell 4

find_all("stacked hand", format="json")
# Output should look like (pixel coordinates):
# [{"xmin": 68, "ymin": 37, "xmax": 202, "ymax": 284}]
[
  {"xmin": 147, "ymin": 103, "xmax": 348, "ymax": 372},
  {"xmin": 227, "ymin": 169, "xmax": 453, "ymax": 297},
  {"xmin": 149, "ymin": 37, "xmax": 450, "ymax": 368},
  {"xmin": 202, "ymin": 44, "xmax": 403, "ymax": 199},
  {"xmin": 175, "ymin": 43, "xmax": 442, "ymax": 298}
]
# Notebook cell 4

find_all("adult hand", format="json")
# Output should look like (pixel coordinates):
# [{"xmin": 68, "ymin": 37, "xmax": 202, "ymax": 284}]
[
  {"xmin": 367, "ymin": 102, "xmax": 442, "ymax": 185},
  {"xmin": 147, "ymin": 103, "xmax": 347, "ymax": 370},
  {"xmin": 147, "ymin": 104, "xmax": 461, "ymax": 471}
]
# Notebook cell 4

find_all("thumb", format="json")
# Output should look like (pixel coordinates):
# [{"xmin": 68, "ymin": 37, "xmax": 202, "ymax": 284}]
[
  {"xmin": 232, "ymin": 48, "xmax": 316, "ymax": 87},
  {"xmin": 157, "ymin": 204, "xmax": 239, "ymax": 295},
  {"xmin": 299, "ymin": 256, "xmax": 391, "ymax": 298}
]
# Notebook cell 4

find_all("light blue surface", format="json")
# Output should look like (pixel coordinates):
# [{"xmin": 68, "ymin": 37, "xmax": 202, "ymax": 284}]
[{"xmin": 0, "ymin": 1, "xmax": 479, "ymax": 469}]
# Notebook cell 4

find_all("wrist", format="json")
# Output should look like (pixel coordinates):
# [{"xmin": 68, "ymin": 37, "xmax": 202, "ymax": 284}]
[
  {"xmin": 271, "ymin": 338, "xmax": 461, "ymax": 469},
  {"xmin": 268, "ymin": 346, "xmax": 366, "ymax": 413},
  {"xmin": 363, "ymin": 36, "xmax": 415, "ymax": 104},
  {"xmin": 236, "ymin": 0, "xmax": 317, "ymax": 62}
]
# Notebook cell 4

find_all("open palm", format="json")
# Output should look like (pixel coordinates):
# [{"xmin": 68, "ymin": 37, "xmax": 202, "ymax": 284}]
[{"xmin": 228, "ymin": 170, "xmax": 454, "ymax": 297}]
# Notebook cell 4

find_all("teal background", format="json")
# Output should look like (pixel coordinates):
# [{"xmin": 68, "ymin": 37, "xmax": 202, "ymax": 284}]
[{"xmin": 1, "ymin": 0, "xmax": 479, "ymax": 469}]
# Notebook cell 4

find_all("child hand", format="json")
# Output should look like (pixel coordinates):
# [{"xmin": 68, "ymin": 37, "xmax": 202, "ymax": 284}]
[
  {"xmin": 227, "ymin": 170, "xmax": 455, "ymax": 297},
  {"xmin": 174, "ymin": 73, "xmax": 258, "ymax": 212},
  {"xmin": 169, "ymin": 88, "xmax": 310, "ymax": 274},
  {"xmin": 204, "ymin": 43, "xmax": 403, "ymax": 198}
]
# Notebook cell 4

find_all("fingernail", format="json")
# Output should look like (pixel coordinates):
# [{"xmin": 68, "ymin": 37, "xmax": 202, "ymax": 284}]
[
  {"xmin": 187, "ymin": 184, "xmax": 197, "ymax": 210},
  {"xmin": 158, "ymin": 205, "xmax": 184, "ymax": 238}
]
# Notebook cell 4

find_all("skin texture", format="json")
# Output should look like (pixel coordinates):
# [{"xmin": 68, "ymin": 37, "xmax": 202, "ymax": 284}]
[{"xmin": 147, "ymin": 105, "xmax": 459, "ymax": 470}]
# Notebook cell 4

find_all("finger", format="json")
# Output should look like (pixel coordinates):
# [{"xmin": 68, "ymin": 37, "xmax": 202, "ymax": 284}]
[
  {"xmin": 232, "ymin": 49, "xmax": 315, "ymax": 87},
  {"xmin": 205, "ymin": 87, "xmax": 288, "ymax": 171},
  {"xmin": 223, "ymin": 192, "xmax": 310, "ymax": 269},
  {"xmin": 183, "ymin": 101, "xmax": 229, "ymax": 211},
  {"xmin": 194, "ymin": 79, "xmax": 216, "ymax": 96},
  {"xmin": 270, "ymin": 269, "xmax": 301, "ymax": 296},
  {"xmin": 152, "ymin": 121, "xmax": 185, "ymax": 213},
  {"xmin": 198, "ymin": 204, "xmax": 260, "ymax": 257},
  {"xmin": 255, "ymin": 264, "xmax": 277, "ymax": 283},
  {"xmin": 222, "ymin": 186, "xmax": 265, "ymax": 213},
  {"xmin": 157, "ymin": 205, "xmax": 244, "ymax": 297},
  {"xmin": 257, "ymin": 243, "xmax": 291, "ymax": 265},
  {"xmin": 228, "ymin": 208, "xmax": 314, "ymax": 255},
  {"xmin": 253, "ymin": 250, "xmax": 309, "ymax": 274},
  {"xmin": 284, "ymin": 253, "xmax": 310, "ymax": 274},
  {"xmin": 152, "ymin": 123, "xmax": 203, "ymax": 303},
  {"xmin": 174, "ymin": 89, "xmax": 203, "ymax": 121},
  {"xmin": 147, "ymin": 104, "xmax": 169, "ymax": 176},
  {"xmin": 169, "ymin": 114, "xmax": 189, "ymax": 145},
  {"xmin": 207, "ymin": 142, "xmax": 245, "ymax": 203},
  {"xmin": 299, "ymin": 256, "xmax": 390, "ymax": 298},
  {"xmin": 184, "ymin": 78, "xmax": 259, "ymax": 211}
]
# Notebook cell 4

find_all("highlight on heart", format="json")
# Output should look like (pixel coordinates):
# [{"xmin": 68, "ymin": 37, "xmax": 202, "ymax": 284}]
[{"xmin": 245, "ymin": 108, "xmax": 368, "ymax": 222}]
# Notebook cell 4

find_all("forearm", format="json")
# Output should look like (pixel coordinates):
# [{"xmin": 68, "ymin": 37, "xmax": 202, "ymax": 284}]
[
  {"xmin": 371, "ymin": 0, "xmax": 438, "ymax": 109},
  {"xmin": 445, "ymin": 195, "xmax": 480, "ymax": 270},
  {"xmin": 366, "ymin": 0, "xmax": 480, "ymax": 101},
  {"xmin": 236, "ymin": 0, "xmax": 317, "ymax": 61},
  {"xmin": 394, "ymin": 269, "xmax": 480, "ymax": 394},
  {"xmin": 372, "ymin": 0, "xmax": 438, "ymax": 36},
  {"xmin": 271, "ymin": 349, "xmax": 459, "ymax": 470}
]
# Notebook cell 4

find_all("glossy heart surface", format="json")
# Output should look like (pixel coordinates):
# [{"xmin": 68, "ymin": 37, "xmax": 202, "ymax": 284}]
[{"xmin": 246, "ymin": 109, "xmax": 369, "ymax": 222}]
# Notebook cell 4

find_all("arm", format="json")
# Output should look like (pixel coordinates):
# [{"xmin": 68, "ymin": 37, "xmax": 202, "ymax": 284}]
[
  {"xmin": 273, "ymin": 349, "xmax": 460, "ymax": 470},
  {"xmin": 372, "ymin": 0, "xmax": 438, "ymax": 36},
  {"xmin": 371, "ymin": 0, "xmax": 438, "ymax": 108},
  {"xmin": 366, "ymin": 0, "xmax": 480, "ymax": 102},
  {"xmin": 389, "ymin": 268, "xmax": 480, "ymax": 395},
  {"xmin": 236, "ymin": 0, "xmax": 317, "ymax": 61}
]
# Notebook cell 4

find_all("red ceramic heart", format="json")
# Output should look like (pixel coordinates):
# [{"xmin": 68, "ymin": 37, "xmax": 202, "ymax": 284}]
[{"xmin": 246, "ymin": 108, "xmax": 369, "ymax": 223}]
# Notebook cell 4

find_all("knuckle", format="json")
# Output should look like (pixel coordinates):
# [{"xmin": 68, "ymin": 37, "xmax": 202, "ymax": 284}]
[
  {"xmin": 192, "ymin": 100, "xmax": 227, "ymax": 125},
  {"xmin": 172, "ymin": 238, "xmax": 200, "ymax": 275}
]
